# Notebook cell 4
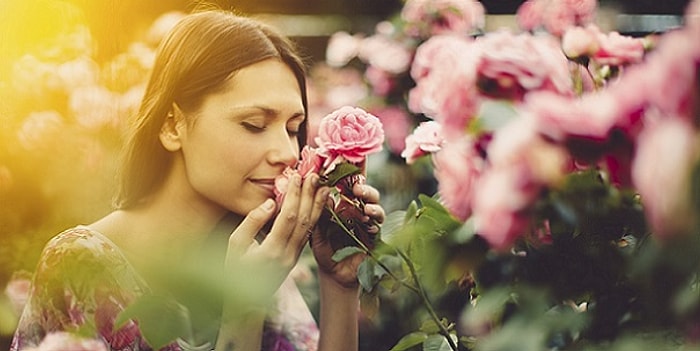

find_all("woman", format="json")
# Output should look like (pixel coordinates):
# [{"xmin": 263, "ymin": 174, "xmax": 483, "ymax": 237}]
[{"xmin": 11, "ymin": 9, "xmax": 384, "ymax": 351}]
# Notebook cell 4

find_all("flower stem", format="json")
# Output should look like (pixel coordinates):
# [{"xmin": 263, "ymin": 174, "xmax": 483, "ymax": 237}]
[
  {"xmin": 326, "ymin": 207, "xmax": 458, "ymax": 351},
  {"xmin": 325, "ymin": 207, "xmax": 420, "ymax": 295},
  {"xmin": 396, "ymin": 249, "xmax": 458, "ymax": 351}
]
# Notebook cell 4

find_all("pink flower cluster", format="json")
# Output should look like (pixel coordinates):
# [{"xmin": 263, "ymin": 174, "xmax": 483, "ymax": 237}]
[
  {"xmin": 407, "ymin": 29, "xmax": 573, "ymax": 135},
  {"xmin": 401, "ymin": 0, "xmax": 485, "ymax": 37},
  {"xmin": 401, "ymin": 0, "xmax": 700, "ymax": 250},
  {"xmin": 562, "ymin": 24, "xmax": 646, "ymax": 66},
  {"xmin": 517, "ymin": 0, "xmax": 597, "ymax": 36}
]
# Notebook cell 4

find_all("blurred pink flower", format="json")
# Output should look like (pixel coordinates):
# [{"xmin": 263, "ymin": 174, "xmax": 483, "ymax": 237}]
[
  {"xmin": 402, "ymin": 120, "xmax": 445, "ymax": 164},
  {"xmin": 562, "ymin": 25, "xmax": 601, "ymax": 58},
  {"xmin": 365, "ymin": 66, "xmax": 395, "ymax": 96},
  {"xmin": 472, "ymin": 169, "xmax": 532, "ymax": 251},
  {"xmin": 371, "ymin": 106, "xmax": 413, "ymax": 155},
  {"xmin": 358, "ymin": 35, "xmax": 412, "ymax": 74},
  {"xmin": 433, "ymin": 137, "xmax": 484, "ymax": 221},
  {"xmin": 5, "ymin": 271, "xmax": 31, "ymax": 315},
  {"xmin": 326, "ymin": 31, "xmax": 362, "ymax": 67},
  {"xmin": 516, "ymin": 0, "xmax": 544, "ymax": 31},
  {"xmin": 409, "ymin": 36, "xmax": 482, "ymax": 138},
  {"xmin": 487, "ymin": 116, "xmax": 570, "ymax": 187},
  {"xmin": 632, "ymin": 117, "xmax": 699, "ymax": 239},
  {"xmin": 476, "ymin": 31, "xmax": 573, "ymax": 100},
  {"xmin": 564, "ymin": 0, "xmax": 598, "ymax": 24},
  {"xmin": 315, "ymin": 106, "xmax": 385, "ymax": 165},
  {"xmin": 593, "ymin": 31, "xmax": 645, "ymax": 66},
  {"xmin": 526, "ymin": 91, "xmax": 620, "ymax": 142},
  {"xmin": 543, "ymin": 1, "xmax": 577, "ymax": 36},
  {"xmin": 517, "ymin": 0, "xmax": 597, "ymax": 35},
  {"xmin": 401, "ymin": 0, "xmax": 485, "ymax": 37},
  {"xmin": 411, "ymin": 34, "xmax": 473, "ymax": 81},
  {"xmin": 24, "ymin": 332, "xmax": 108, "ymax": 351}
]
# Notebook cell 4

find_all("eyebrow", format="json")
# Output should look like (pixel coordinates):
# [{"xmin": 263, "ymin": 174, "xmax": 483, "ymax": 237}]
[{"xmin": 230, "ymin": 105, "xmax": 305, "ymax": 121}]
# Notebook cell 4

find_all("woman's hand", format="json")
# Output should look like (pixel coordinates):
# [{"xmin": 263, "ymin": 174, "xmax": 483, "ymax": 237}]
[
  {"xmin": 311, "ymin": 182, "xmax": 385, "ymax": 289},
  {"xmin": 224, "ymin": 173, "xmax": 329, "ymax": 304}
]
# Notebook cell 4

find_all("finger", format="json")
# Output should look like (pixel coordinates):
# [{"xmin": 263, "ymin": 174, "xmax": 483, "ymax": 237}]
[
  {"xmin": 227, "ymin": 198, "xmax": 276, "ymax": 257},
  {"xmin": 364, "ymin": 203, "xmax": 385, "ymax": 224},
  {"xmin": 265, "ymin": 173, "xmax": 302, "ymax": 248},
  {"xmin": 287, "ymin": 174, "xmax": 322, "ymax": 250},
  {"xmin": 353, "ymin": 183, "xmax": 380, "ymax": 204}
]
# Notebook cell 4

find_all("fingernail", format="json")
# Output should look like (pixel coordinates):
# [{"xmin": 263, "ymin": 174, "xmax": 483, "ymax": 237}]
[{"xmin": 262, "ymin": 198, "xmax": 275, "ymax": 211}]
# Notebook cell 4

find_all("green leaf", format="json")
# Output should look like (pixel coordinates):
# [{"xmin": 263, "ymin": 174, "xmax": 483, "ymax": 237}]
[
  {"xmin": 115, "ymin": 295, "xmax": 193, "ymax": 350},
  {"xmin": 331, "ymin": 246, "xmax": 365, "ymax": 262},
  {"xmin": 423, "ymin": 334, "xmax": 455, "ymax": 351},
  {"xmin": 322, "ymin": 162, "xmax": 362, "ymax": 186},
  {"xmin": 358, "ymin": 258, "xmax": 377, "ymax": 292},
  {"xmin": 389, "ymin": 332, "xmax": 429, "ymax": 351}
]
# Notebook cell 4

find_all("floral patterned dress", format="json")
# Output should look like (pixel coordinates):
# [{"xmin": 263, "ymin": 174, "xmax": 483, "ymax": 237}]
[{"xmin": 11, "ymin": 226, "xmax": 320, "ymax": 351}]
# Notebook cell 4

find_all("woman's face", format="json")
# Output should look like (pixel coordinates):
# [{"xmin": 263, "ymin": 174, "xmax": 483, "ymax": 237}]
[{"xmin": 175, "ymin": 58, "xmax": 305, "ymax": 216}]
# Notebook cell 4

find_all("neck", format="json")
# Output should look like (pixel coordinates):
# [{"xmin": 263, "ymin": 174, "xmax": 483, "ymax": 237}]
[{"xmin": 91, "ymin": 157, "xmax": 231, "ymax": 257}]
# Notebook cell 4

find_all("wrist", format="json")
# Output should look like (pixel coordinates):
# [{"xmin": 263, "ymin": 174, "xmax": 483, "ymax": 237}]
[{"xmin": 318, "ymin": 270, "xmax": 361, "ymax": 296}]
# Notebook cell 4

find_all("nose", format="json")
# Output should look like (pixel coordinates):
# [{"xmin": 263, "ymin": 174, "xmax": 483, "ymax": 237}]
[{"xmin": 267, "ymin": 128, "xmax": 299, "ymax": 167}]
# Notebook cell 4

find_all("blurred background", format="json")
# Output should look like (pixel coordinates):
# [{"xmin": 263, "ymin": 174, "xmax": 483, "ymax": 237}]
[{"xmin": 0, "ymin": 0, "xmax": 692, "ymax": 349}]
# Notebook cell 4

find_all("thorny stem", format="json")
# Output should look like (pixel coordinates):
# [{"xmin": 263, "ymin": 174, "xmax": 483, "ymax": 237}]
[
  {"xmin": 396, "ymin": 249, "xmax": 458, "ymax": 351},
  {"xmin": 326, "ymin": 206, "xmax": 458, "ymax": 351}
]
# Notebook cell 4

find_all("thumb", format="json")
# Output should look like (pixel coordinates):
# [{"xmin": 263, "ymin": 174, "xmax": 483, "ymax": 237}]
[{"xmin": 227, "ymin": 198, "xmax": 276, "ymax": 256}]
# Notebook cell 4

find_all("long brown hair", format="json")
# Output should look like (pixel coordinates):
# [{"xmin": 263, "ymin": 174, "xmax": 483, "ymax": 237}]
[{"xmin": 114, "ymin": 10, "xmax": 308, "ymax": 209}]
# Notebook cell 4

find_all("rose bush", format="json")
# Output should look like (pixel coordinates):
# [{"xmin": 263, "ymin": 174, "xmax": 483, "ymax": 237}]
[{"xmin": 323, "ymin": 0, "xmax": 700, "ymax": 350}]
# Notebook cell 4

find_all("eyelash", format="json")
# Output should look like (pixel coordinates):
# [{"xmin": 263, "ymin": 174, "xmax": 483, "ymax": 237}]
[{"xmin": 242, "ymin": 122, "xmax": 300, "ymax": 137}]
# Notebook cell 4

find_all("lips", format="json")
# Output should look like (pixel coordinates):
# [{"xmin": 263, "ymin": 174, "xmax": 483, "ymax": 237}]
[{"xmin": 249, "ymin": 178, "xmax": 277, "ymax": 193}]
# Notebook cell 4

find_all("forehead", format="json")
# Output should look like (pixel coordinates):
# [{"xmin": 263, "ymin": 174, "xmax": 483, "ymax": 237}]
[{"xmin": 203, "ymin": 59, "xmax": 304, "ymax": 111}]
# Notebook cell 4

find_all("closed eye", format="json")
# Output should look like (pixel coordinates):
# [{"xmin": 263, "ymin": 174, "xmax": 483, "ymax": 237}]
[{"xmin": 241, "ymin": 122, "xmax": 265, "ymax": 133}]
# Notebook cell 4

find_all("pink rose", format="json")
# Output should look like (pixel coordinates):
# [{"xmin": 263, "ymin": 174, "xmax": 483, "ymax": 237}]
[
  {"xmin": 401, "ymin": 120, "xmax": 445, "ymax": 164},
  {"xmin": 315, "ymin": 106, "xmax": 385, "ymax": 164},
  {"xmin": 433, "ymin": 137, "xmax": 484, "ymax": 221},
  {"xmin": 593, "ymin": 31, "xmax": 645, "ymax": 66},
  {"xmin": 297, "ymin": 145, "xmax": 324, "ymax": 179},
  {"xmin": 476, "ymin": 31, "xmax": 573, "ymax": 100},
  {"xmin": 516, "ymin": 0, "xmax": 543, "ymax": 31},
  {"xmin": 25, "ymin": 332, "xmax": 108, "ymax": 351},
  {"xmin": 326, "ymin": 31, "xmax": 362, "ymax": 67},
  {"xmin": 561, "ymin": 25, "xmax": 601, "ymax": 58},
  {"xmin": 274, "ymin": 167, "xmax": 300, "ymax": 205},
  {"xmin": 631, "ymin": 117, "xmax": 699, "ymax": 240}
]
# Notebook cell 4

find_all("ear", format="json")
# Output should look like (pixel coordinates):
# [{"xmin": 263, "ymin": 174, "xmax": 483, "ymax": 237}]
[{"xmin": 159, "ymin": 106, "xmax": 185, "ymax": 152}]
